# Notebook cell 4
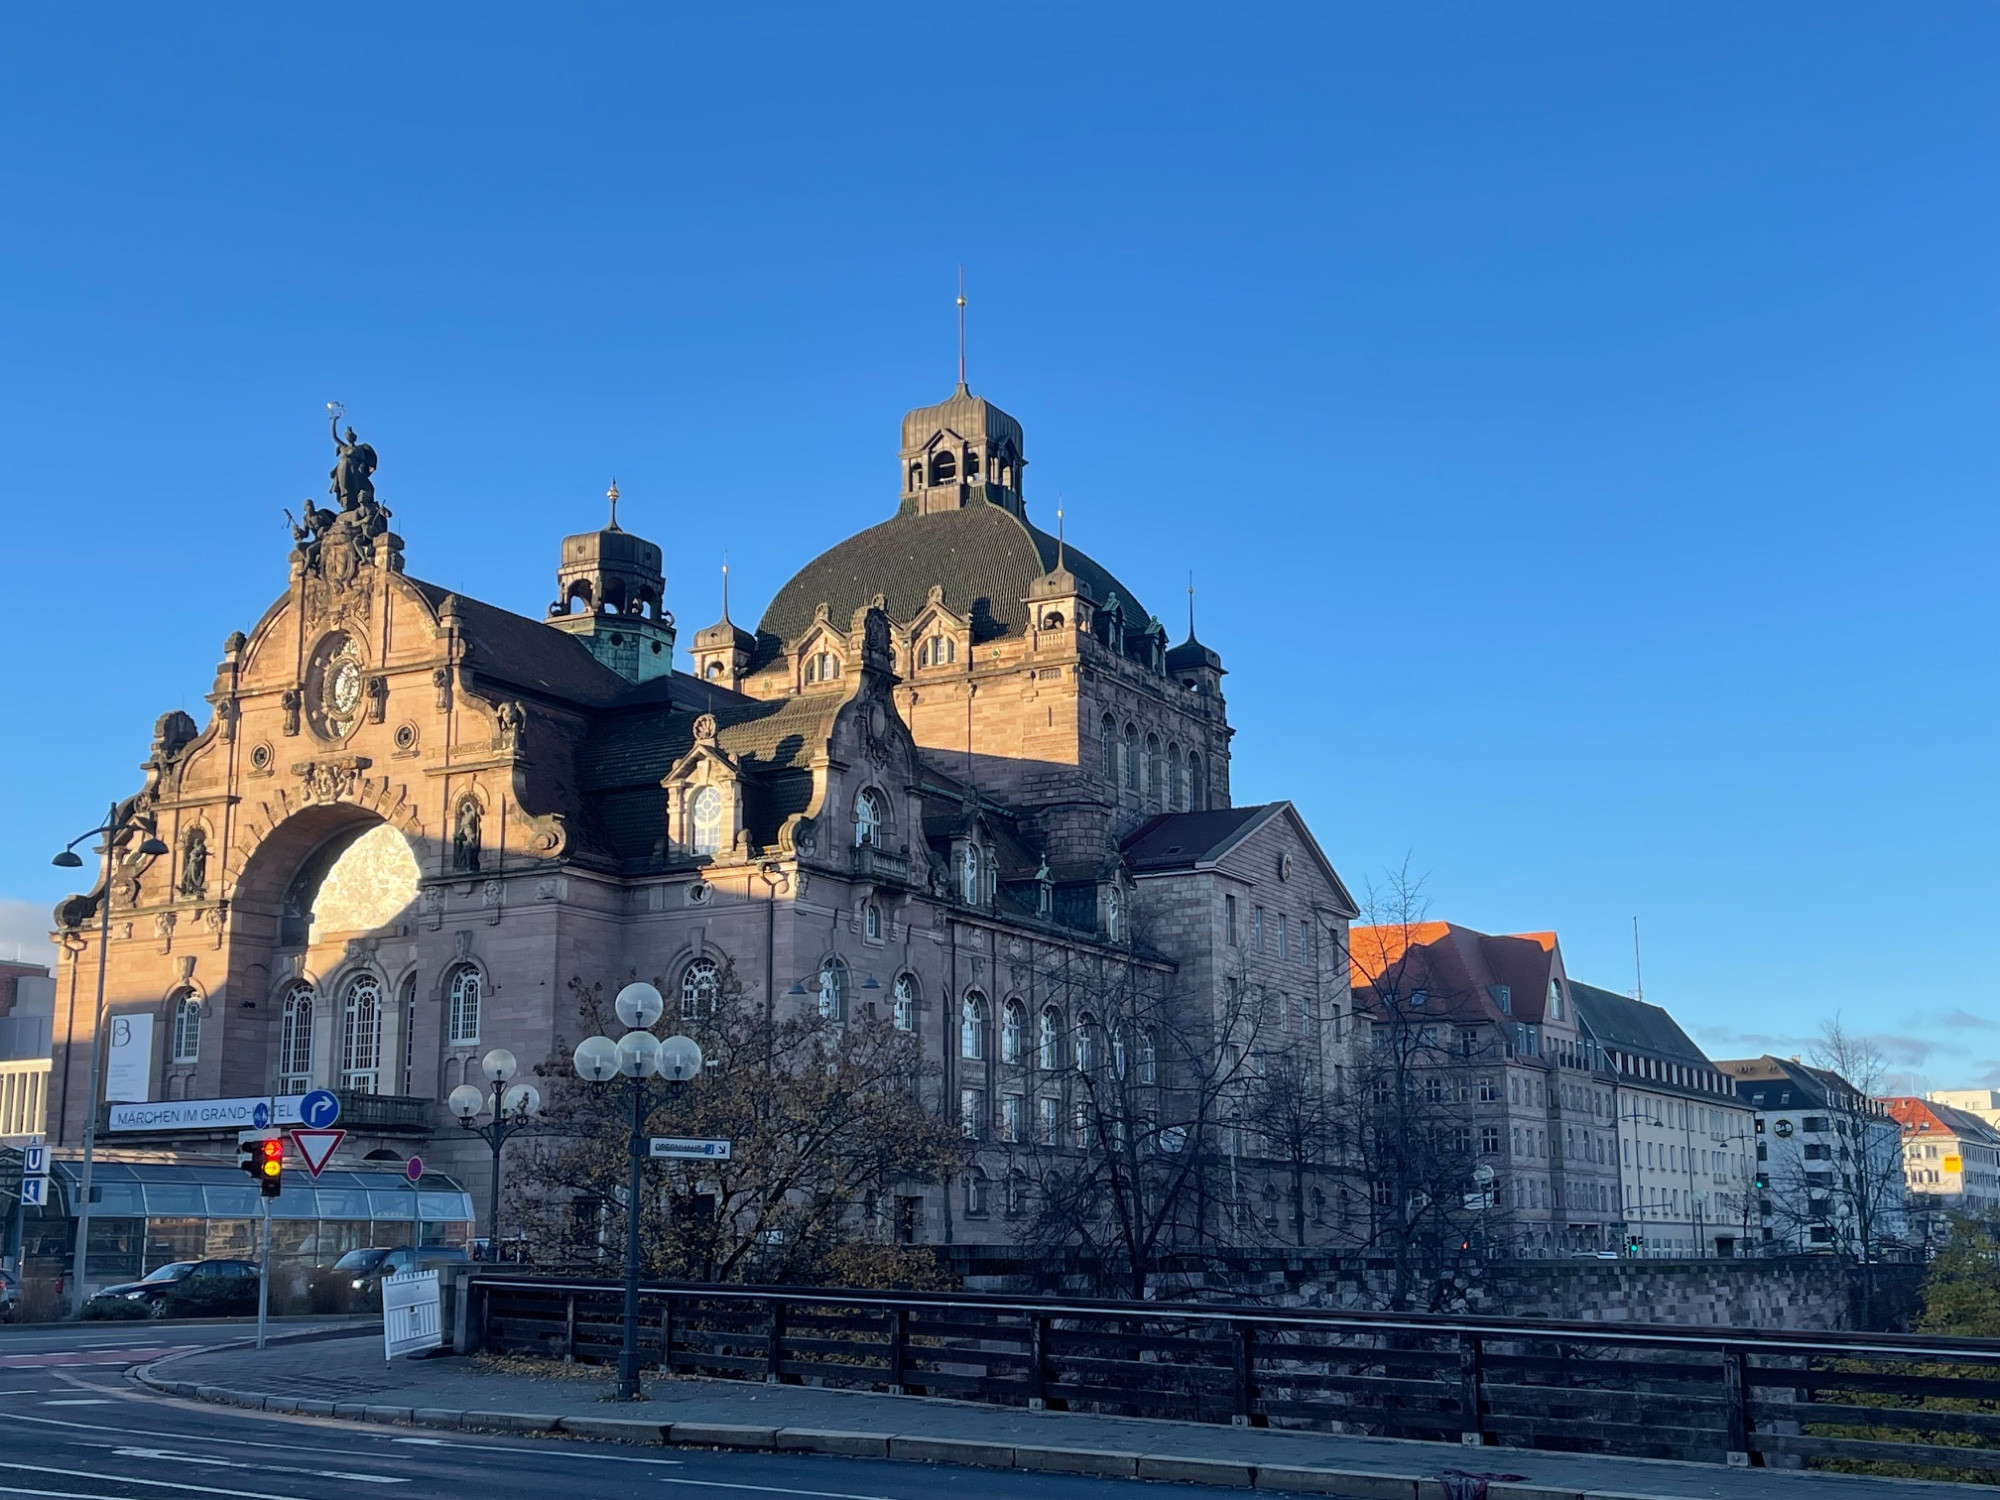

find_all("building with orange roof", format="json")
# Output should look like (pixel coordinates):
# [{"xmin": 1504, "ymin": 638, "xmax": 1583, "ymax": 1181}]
[{"xmin": 1882, "ymin": 1096, "xmax": 2000, "ymax": 1245}]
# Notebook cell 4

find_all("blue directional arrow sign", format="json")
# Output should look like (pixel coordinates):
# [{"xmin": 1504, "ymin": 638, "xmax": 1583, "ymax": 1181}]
[
  {"xmin": 299, "ymin": 1089, "xmax": 341, "ymax": 1129},
  {"xmin": 252, "ymin": 1102, "xmax": 271, "ymax": 1129}
]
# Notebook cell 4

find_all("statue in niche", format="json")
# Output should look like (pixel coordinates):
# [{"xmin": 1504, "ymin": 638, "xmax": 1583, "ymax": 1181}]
[
  {"xmin": 178, "ymin": 827, "xmax": 208, "ymax": 899},
  {"xmin": 452, "ymin": 798, "xmax": 482, "ymax": 873}
]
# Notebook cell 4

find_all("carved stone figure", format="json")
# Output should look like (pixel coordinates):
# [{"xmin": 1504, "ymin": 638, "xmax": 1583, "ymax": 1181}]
[
  {"xmin": 178, "ymin": 827, "xmax": 207, "ymax": 899},
  {"xmin": 452, "ymin": 798, "xmax": 482, "ymax": 873},
  {"xmin": 495, "ymin": 700, "xmax": 526, "ymax": 752},
  {"xmin": 329, "ymin": 409, "xmax": 378, "ymax": 511},
  {"xmin": 280, "ymin": 688, "xmax": 302, "ymax": 737}
]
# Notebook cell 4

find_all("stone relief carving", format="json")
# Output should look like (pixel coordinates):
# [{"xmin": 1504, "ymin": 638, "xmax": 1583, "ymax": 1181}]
[
  {"xmin": 494, "ymin": 700, "xmax": 526, "ymax": 753},
  {"xmin": 292, "ymin": 756, "xmax": 372, "ymax": 805},
  {"xmin": 432, "ymin": 668, "xmax": 453, "ymax": 711},
  {"xmin": 177, "ymin": 827, "xmax": 208, "ymax": 899},
  {"xmin": 281, "ymin": 689, "xmax": 302, "ymax": 737},
  {"xmin": 452, "ymin": 797, "xmax": 482, "ymax": 873},
  {"xmin": 366, "ymin": 675, "xmax": 388, "ymax": 723},
  {"xmin": 154, "ymin": 910, "xmax": 176, "ymax": 953}
]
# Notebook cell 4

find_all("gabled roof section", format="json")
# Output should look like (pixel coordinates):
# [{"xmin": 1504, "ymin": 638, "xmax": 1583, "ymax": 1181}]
[
  {"xmin": 1883, "ymin": 1097, "xmax": 2000, "ymax": 1146},
  {"xmin": 409, "ymin": 579, "xmax": 633, "ymax": 707},
  {"xmin": 1121, "ymin": 802, "xmax": 1357, "ymax": 915},
  {"xmin": 1569, "ymin": 982, "xmax": 1714, "ymax": 1069}
]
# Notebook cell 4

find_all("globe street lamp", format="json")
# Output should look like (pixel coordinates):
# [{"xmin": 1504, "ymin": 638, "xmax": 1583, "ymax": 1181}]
[
  {"xmin": 573, "ymin": 981, "xmax": 703, "ymax": 1400},
  {"xmin": 448, "ymin": 1049, "xmax": 542, "ymax": 1261},
  {"xmin": 52, "ymin": 804, "xmax": 170, "ymax": 1318}
]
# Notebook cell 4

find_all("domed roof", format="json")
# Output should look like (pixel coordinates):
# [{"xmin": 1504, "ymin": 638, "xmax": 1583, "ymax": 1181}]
[{"xmin": 753, "ymin": 501, "xmax": 1152, "ymax": 671}]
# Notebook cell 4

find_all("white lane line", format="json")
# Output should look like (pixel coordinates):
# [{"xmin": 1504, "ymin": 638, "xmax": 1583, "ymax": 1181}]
[
  {"xmin": 388, "ymin": 1438, "xmax": 445, "ymax": 1445},
  {"xmin": 0, "ymin": 1463, "xmax": 299, "ymax": 1500},
  {"xmin": 39, "ymin": 1400, "xmax": 112, "ymax": 1406},
  {"xmin": 110, "ymin": 1447, "xmax": 406, "ymax": 1485},
  {"xmin": 0, "ymin": 1487, "xmax": 281, "ymax": 1500},
  {"xmin": 658, "ymin": 1482, "xmax": 898, "ymax": 1500}
]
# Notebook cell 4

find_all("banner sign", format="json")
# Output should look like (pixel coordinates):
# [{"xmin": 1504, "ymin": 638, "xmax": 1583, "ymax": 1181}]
[
  {"xmin": 382, "ymin": 1270, "xmax": 442, "ymax": 1360},
  {"xmin": 650, "ymin": 1137, "xmax": 732, "ymax": 1161},
  {"xmin": 108, "ymin": 1095, "xmax": 308, "ymax": 1133},
  {"xmin": 103, "ymin": 1015, "xmax": 154, "ymax": 1103}
]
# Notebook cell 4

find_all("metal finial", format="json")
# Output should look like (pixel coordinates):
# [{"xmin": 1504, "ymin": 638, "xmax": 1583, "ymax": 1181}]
[
  {"xmin": 1188, "ymin": 573, "xmax": 1196, "ymax": 639},
  {"xmin": 721, "ymin": 555, "xmax": 730, "ymax": 621},
  {"xmin": 956, "ymin": 266, "xmax": 967, "ymax": 389},
  {"xmin": 1055, "ymin": 500, "xmax": 1065, "ymax": 568},
  {"xmin": 606, "ymin": 479, "xmax": 621, "ymax": 531}
]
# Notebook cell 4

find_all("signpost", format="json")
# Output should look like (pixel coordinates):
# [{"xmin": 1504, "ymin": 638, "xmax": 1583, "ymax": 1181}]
[
  {"xmin": 406, "ymin": 1155, "xmax": 423, "ymax": 1254},
  {"xmin": 290, "ymin": 1128, "xmax": 345, "ymax": 1178},
  {"xmin": 382, "ymin": 1269, "xmax": 442, "ymax": 1361},
  {"xmin": 649, "ymin": 1137, "xmax": 732, "ymax": 1161},
  {"xmin": 19, "ymin": 1137, "xmax": 47, "ymax": 1209}
]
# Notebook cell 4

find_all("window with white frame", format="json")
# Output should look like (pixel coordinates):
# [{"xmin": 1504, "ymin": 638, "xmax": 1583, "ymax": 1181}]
[
  {"xmin": 961, "ymin": 844, "xmax": 981, "ymax": 905},
  {"xmin": 1037, "ymin": 1095, "xmax": 1060, "ymax": 1145},
  {"xmin": 960, "ymin": 1088, "xmax": 984, "ymax": 1139},
  {"xmin": 1038, "ymin": 1007, "xmax": 1063, "ymax": 1069},
  {"xmin": 681, "ymin": 957, "xmax": 720, "ymax": 1019},
  {"xmin": 1000, "ymin": 999, "xmax": 1024, "ymax": 1064},
  {"xmin": 340, "ymin": 974, "xmax": 383, "ymax": 1092},
  {"xmin": 854, "ymin": 788, "xmax": 883, "ymax": 848},
  {"xmin": 916, "ymin": 634, "xmax": 956, "ymax": 667},
  {"xmin": 892, "ymin": 973, "xmax": 918, "ymax": 1031},
  {"xmin": 817, "ymin": 957, "xmax": 847, "ymax": 1021},
  {"xmin": 1075, "ymin": 1014, "xmax": 1098, "ymax": 1073},
  {"xmin": 1139, "ymin": 1029, "xmax": 1157, "ymax": 1085},
  {"xmin": 690, "ymin": 786, "xmax": 723, "ymax": 856},
  {"xmin": 864, "ymin": 902, "xmax": 882, "ymax": 942},
  {"xmin": 170, "ymin": 990, "xmax": 201, "ymax": 1064},
  {"xmin": 1001, "ymin": 1093, "xmax": 1024, "ymax": 1142},
  {"xmin": 960, "ymin": 990, "xmax": 988, "ymax": 1061},
  {"xmin": 279, "ymin": 981, "xmax": 314, "ymax": 1093},
  {"xmin": 448, "ymin": 965, "xmax": 483, "ymax": 1045}
]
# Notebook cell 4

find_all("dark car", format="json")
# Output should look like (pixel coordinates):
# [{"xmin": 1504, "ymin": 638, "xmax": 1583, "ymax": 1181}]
[
  {"xmin": 97, "ymin": 1258, "xmax": 260, "ymax": 1316},
  {"xmin": 0, "ymin": 1268, "xmax": 17, "ymax": 1323},
  {"xmin": 319, "ymin": 1246, "xmax": 469, "ymax": 1311}
]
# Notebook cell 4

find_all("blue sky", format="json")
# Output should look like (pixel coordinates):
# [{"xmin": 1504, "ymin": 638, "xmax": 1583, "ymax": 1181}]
[{"xmin": 2, "ymin": 4, "xmax": 1994, "ymax": 1086}]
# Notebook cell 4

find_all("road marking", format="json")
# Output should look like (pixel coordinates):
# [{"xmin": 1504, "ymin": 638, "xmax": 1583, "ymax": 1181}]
[
  {"xmin": 0, "ymin": 1347, "xmax": 197, "ymax": 1369},
  {"xmin": 0, "ymin": 1487, "xmax": 278, "ymax": 1500},
  {"xmin": 40, "ymin": 1399, "xmax": 112, "ymax": 1406},
  {"xmin": 659, "ymin": 1482, "xmax": 899, "ymax": 1500},
  {"xmin": 111, "ymin": 1447, "xmax": 406, "ymax": 1485},
  {"xmin": 389, "ymin": 1438, "xmax": 446, "ymax": 1445},
  {"xmin": 0, "ymin": 1462, "xmax": 299, "ymax": 1500}
]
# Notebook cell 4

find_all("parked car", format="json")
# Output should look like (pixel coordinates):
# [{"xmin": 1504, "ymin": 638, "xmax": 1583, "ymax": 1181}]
[
  {"xmin": 96, "ymin": 1258, "xmax": 261, "ymax": 1317},
  {"xmin": 0, "ymin": 1268, "xmax": 18, "ymax": 1323}
]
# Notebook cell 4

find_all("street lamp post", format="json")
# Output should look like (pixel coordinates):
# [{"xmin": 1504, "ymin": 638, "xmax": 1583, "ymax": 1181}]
[
  {"xmin": 448, "ymin": 1049, "xmax": 543, "ymax": 1260},
  {"xmin": 52, "ymin": 803, "xmax": 170, "ymax": 1318},
  {"xmin": 573, "ymin": 982, "xmax": 703, "ymax": 1401}
]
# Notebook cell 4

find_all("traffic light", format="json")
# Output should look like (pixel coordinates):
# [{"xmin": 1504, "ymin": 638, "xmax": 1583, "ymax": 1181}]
[
  {"xmin": 1624, "ymin": 1231, "xmax": 1642, "ymax": 1254},
  {"xmin": 240, "ymin": 1135, "xmax": 284, "ymax": 1197}
]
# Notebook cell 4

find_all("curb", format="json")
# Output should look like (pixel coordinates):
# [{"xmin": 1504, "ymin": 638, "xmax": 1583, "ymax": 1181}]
[{"xmin": 125, "ymin": 1357, "xmax": 1664, "ymax": 1500}]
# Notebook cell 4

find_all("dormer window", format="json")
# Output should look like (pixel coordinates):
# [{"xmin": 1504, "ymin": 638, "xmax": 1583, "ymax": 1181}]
[
  {"xmin": 1547, "ymin": 978, "xmax": 1564, "ymax": 1020},
  {"xmin": 690, "ymin": 786, "xmax": 723, "ymax": 856},
  {"xmin": 804, "ymin": 650, "xmax": 842, "ymax": 684},
  {"xmin": 961, "ymin": 844, "xmax": 981, "ymax": 905},
  {"xmin": 854, "ymin": 788, "xmax": 883, "ymax": 848},
  {"xmin": 916, "ymin": 634, "xmax": 956, "ymax": 667}
]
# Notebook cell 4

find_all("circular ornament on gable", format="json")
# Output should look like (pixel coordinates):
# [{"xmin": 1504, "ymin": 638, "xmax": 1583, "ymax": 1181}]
[
  {"xmin": 248, "ymin": 743, "xmax": 274, "ymax": 773},
  {"xmin": 1278, "ymin": 851, "xmax": 1294, "ymax": 882},
  {"xmin": 686, "ymin": 881, "xmax": 713, "ymax": 906},
  {"xmin": 306, "ymin": 631, "xmax": 367, "ymax": 740}
]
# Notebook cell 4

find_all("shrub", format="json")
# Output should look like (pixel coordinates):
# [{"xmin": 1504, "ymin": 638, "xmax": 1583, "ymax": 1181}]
[{"xmin": 81, "ymin": 1296, "xmax": 150, "ymax": 1321}]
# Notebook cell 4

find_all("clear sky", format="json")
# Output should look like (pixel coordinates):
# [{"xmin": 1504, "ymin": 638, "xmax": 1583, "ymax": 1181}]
[{"xmin": 2, "ymin": 5, "xmax": 1993, "ymax": 1087}]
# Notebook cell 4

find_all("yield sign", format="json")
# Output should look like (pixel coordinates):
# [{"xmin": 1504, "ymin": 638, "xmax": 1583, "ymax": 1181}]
[{"xmin": 289, "ymin": 1128, "xmax": 345, "ymax": 1177}]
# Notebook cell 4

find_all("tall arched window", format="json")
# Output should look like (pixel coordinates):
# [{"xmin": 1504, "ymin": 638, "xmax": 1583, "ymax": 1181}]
[
  {"xmin": 1166, "ymin": 743, "xmax": 1183, "ymax": 810},
  {"xmin": 1000, "ymin": 999, "xmax": 1025, "ymax": 1065},
  {"xmin": 892, "ymin": 972, "xmax": 918, "ymax": 1032},
  {"xmin": 170, "ymin": 990, "xmax": 201, "ymax": 1064},
  {"xmin": 1100, "ymin": 714, "xmax": 1117, "ymax": 780},
  {"xmin": 1122, "ymin": 723, "xmax": 1139, "ymax": 791},
  {"xmin": 279, "ymin": 981, "xmax": 314, "ymax": 1093},
  {"xmin": 961, "ymin": 845, "xmax": 981, "ymax": 905},
  {"xmin": 340, "ymin": 974, "xmax": 383, "ymax": 1092},
  {"xmin": 1111, "ymin": 1025, "xmax": 1129, "ymax": 1079},
  {"xmin": 690, "ymin": 786, "xmax": 723, "ymax": 856},
  {"xmin": 399, "ymin": 972, "xmax": 417, "ymax": 1095},
  {"xmin": 448, "ymin": 966, "xmax": 482, "ymax": 1045},
  {"xmin": 960, "ymin": 990, "xmax": 988, "ymax": 1061},
  {"xmin": 681, "ymin": 957, "xmax": 720, "ymax": 1019},
  {"xmin": 817, "ymin": 957, "xmax": 847, "ymax": 1021},
  {"xmin": 1139, "ymin": 1029, "xmax": 1158, "ymax": 1085},
  {"xmin": 1144, "ymin": 734, "xmax": 1161, "ymax": 806},
  {"xmin": 1186, "ymin": 751, "xmax": 1204, "ymax": 810},
  {"xmin": 854, "ymin": 788, "xmax": 883, "ymax": 848},
  {"xmin": 1039, "ymin": 1007, "xmax": 1064, "ymax": 1070},
  {"xmin": 1076, "ymin": 1013, "xmax": 1098, "ymax": 1073}
]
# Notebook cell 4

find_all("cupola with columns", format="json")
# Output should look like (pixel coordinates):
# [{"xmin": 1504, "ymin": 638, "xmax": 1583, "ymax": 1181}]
[
  {"xmin": 546, "ymin": 481, "xmax": 676, "ymax": 684},
  {"xmin": 898, "ymin": 384, "xmax": 1026, "ymax": 519}
]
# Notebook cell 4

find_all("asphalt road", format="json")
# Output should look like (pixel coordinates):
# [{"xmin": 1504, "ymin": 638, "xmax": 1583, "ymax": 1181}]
[{"xmin": 0, "ymin": 1323, "xmax": 1326, "ymax": 1500}]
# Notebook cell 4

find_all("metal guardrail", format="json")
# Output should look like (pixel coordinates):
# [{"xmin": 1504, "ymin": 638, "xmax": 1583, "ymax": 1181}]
[{"xmin": 464, "ymin": 1275, "xmax": 2000, "ymax": 1473}]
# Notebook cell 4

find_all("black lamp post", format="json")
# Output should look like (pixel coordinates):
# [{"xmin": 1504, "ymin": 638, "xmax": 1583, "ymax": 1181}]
[
  {"xmin": 52, "ymin": 804, "xmax": 170, "ymax": 1318},
  {"xmin": 448, "ymin": 1049, "xmax": 542, "ymax": 1260},
  {"xmin": 573, "ymin": 982, "xmax": 704, "ymax": 1401}
]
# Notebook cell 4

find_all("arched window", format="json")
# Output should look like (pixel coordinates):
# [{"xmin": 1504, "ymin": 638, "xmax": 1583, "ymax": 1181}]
[
  {"xmin": 690, "ymin": 786, "xmax": 723, "ymax": 855},
  {"xmin": 1100, "ymin": 714, "xmax": 1117, "ymax": 780},
  {"xmin": 854, "ymin": 788, "xmax": 883, "ymax": 848},
  {"xmin": 279, "ymin": 981, "xmax": 315, "ymax": 1093},
  {"xmin": 908, "ymin": 460, "xmax": 923, "ymax": 491},
  {"xmin": 917, "ymin": 634, "xmax": 956, "ymax": 667},
  {"xmin": 930, "ymin": 450, "xmax": 957, "ymax": 485},
  {"xmin": 340, "ymin": 974, "xmax": 382, "ymax": 1092},
  {"xmin": 448, "ymin": 965, "xmax": 482, "ymax": 1045},
  {"xmin": 1001, "ymin": 999, "xmax": 1025, "ymax": 1065},
  {"xmin": 1105, "ymin": 885, "xmax": 1122, "ymax": 941},
  {"xmin": 817, "ymin": 957, "xmax": 847, "ymax": 1022},
  {"xmin": 1122, "ymin": 723, "xmax": 1139, "ymax": 790},
  {"xmin": 1186, "ymin": 751, "xmax": 1204, "ymax": 810},
  {"xmin": 705, "ymin": 661, "xmax": 724, "ymax": 680},
  {"xmin": 1144, "ymin": 734, "xmax": 1161, "ymax": 806},
  {"xmin": 892, "ymin": 973, "xmax": 918, "ymax": 1032},
  {"xmin": 864, "ymin": 902, "xmax": 882, "ymax": 941},
  {"xmin": 804, "ymin": 651, "xmax": 841, "ymax": 684},
  {"xmin": 960, "ymin": 990, "xmax": 988, "ymax": 1061},
  {"xmin": 399, "ymin": 972, "xmax": 417, "ymax": 1095},
  {"xmin": 680, "ymin": 957, "xmax": 720, "ymax": 1019},
  {"xmin": 1004, "ymin": 1169, "xmax": 1027, "ymax": 1218},
  {"xmin": 170, "ymin": 990, "xmax": 201, "ymax": 1065},
  {"xmin": 1039, "ymin": 1007, "xmax": 1064, "ymax": 1070},
  {"xmin": 1139, "ymin": 1029, "xmax": 1158, "ymax": 1085},
  {"xmin": 1112, "ymin": 1026, "xmax": 1129, "ymax": 1079},
  {"xmin": 963, "ymin": 447, "xmax": 980, "ymax": 481},
  {"xmin": 963, "ymin": 1165, "xmax": 988, "ymax": 1216},
  {"xmin": 1076, "ymin": 1013, "xmax": 1098, "ymax": 1074},
  {"xmin": 961, "ymin": 844, "xmax": 981, "ymax": 905},
  {"xmin": 1166, "ymin": 743, "xmax": 1182, "ymax": 810}
]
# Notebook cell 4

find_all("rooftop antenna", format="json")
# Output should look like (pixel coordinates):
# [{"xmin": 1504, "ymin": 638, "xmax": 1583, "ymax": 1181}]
[
  {"xmin": 1188, "ymin": 571, "xmax": 1196, "ymax": 639},
  {"xmin": 720, "ymin": 554, "xmax": 731, "ymax": 621},
  {"xmin": 1055, "ymin": 496, "xmax": 1065, "ymax": 567},
  {"xmin": 956, "ymin": 266, "xmax": 967, "ymax": 390},
  {"xmin": 606, "ymin": 478, "xmax": 621, "ymax": 532},
  {"xmin": 1632, "ymin": 915, "xmax": 1645, "ymax": 1002}
]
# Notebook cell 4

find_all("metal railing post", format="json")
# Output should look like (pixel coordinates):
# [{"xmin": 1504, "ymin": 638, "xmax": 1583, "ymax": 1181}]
[
  {"xmin": 887, "ymin": 1304, "xmax": 907, "ymax": 1394},
  {"xmin": 766, "ymin": 1297, "xmax": 784, "ymax": 1383},
  {"xmin": 1458, "ymin": 1332, "xmax": 1485, "ymax": 1445},
  {"xmin": 1231, "ymin": 1320, "xmax": 1255, "ymax": 1426},
  {"xmin": 1722, "ymin": 1346, "xmax": 1753, "ymax": 1466},
  {"xmin": 1028, "ymin": 1313, "xmax": 1048, "ymax": 1408}
]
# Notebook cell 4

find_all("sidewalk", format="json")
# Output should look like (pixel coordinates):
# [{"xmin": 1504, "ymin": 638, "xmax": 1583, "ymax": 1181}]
[{"xmin": 136, "ymin": 1329, "xmax": 1984, "ymax": 1500}]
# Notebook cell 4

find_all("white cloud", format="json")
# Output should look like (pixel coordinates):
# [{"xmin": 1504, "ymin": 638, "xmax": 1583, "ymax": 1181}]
[{"xmin": 0, "ymin": 900, "xmax": 60, "ymax": 969}]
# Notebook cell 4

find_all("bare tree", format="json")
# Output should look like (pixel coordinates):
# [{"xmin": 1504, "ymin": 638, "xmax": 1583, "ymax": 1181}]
[
  {"xmin": 1247, "ymin": 1041, "xmax": 1340, "ymax": 1248},
  {"xmin": 512, "ymin": 962, "xmax": 963, "ymax": 1285}
]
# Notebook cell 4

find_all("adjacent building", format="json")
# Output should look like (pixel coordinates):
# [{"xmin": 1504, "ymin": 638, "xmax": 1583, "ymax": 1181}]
[
  {"xmin": 1569, "ymin": 984, "xmax": 1757, "ymax": 1258},
  {"xmin": 1882, "ymin": 1096, "xmax": 2000, "ymax": 1246},
  {"xmin": 0, "ymin": 961, "xmax": 52, "ymax": 1144}
]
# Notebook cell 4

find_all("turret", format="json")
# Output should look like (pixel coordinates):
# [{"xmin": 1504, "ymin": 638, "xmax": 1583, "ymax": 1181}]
[{"xmin": 545, "ymin": 482, "xmax": 676, "ymax": 684}]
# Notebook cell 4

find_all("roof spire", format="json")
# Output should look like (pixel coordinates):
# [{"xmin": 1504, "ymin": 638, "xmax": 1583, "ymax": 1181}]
[
  {"xmin": 1187, "ymin": 572, "xmax": 1196, "ymax": 639},
  {"xmin": 721, "ymin": 554, "xmax": 731, "ymax": 622},
  {"xmin": 956, "ymin": 266, "xmax": 968, "ymax": 392},
  {"xmin": 606, "ymin": 478, "xmax": 622, "ymax": 532},
  {"xmin": 1056, "ymin": 497, "xmax": 1066, "ymax": 568}
]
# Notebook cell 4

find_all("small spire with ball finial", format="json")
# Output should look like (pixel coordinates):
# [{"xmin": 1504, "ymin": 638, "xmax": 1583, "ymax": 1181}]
[{"xmin": 606, "ymin": 479, "xmax": 621, "ymax": 532}]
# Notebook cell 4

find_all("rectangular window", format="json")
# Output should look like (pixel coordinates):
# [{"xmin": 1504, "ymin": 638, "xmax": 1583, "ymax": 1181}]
[
  {"xmin": 1277, "ymin": 918, "xmax": 1287, "ymax": 961},
  {"xmin": 1225, "ymin": 895, "xmax": 1238, "ymax": 946},
  {"xmin": 960, "ymin": 1088, "xmax": 984, "ymax": 1139},
  {"xmin": 1001, "ymin": 1093, "xmax": 1024, "ymax": 1143},
  {"xmin": 1036, "ymin": 1096, "xmax": 1060, "ymax": 1146},
  {"xmin": 1253, "ymin": 906, "xmax": 1264, "ymax": 951},
  {"xmin": 1481, "ymin": 1126, "xmax": 1502, "ymax": 1155},
  {"xmin": 1479, "ymin": 1076, "xmax": 1499, "ymax": 1103}
]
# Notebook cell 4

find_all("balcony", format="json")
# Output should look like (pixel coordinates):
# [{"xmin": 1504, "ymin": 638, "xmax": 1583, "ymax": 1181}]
[
  {"xmin": 849, "ymin": 844, "xmax": 911, "ymax": 884},
  {"xmin": 334, "ymin": 1091, "xmax": 436, "ymax": 1135}
]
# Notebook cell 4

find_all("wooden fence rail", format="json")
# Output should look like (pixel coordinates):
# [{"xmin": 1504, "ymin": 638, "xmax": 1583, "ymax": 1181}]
[{"xmin": 464, "ymin": 1275, "xmax": 2000, "ymax": 1473}]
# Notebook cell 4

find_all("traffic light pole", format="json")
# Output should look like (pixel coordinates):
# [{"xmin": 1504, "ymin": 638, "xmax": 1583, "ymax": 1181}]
[{"xmin": 256, "ymin": 1195, "xmax": 271, "ymax": 1350}]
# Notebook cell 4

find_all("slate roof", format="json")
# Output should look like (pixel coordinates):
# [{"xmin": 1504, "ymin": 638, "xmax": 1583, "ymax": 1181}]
[
  {"xmin": 753, "ymin": 502, "xmax": 1152, "ymax": 670},
  {"xmin": 1569, "ymin": 982, "xmax": 1717, "ymax": 1070},
  {"xmin": 1883, "ymin": 1097, "xmax": 2000, "ymax": 1147},
  {"xmin": 410, "ymin": 580, "xmax": 632, "ymax": 707},
  {"xmin": 1119, "ymin": 807, "xmax": 1271, "ymax": 872}
]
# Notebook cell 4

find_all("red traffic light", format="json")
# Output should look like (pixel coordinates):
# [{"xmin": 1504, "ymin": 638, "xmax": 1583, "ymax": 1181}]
[{"xmin": 257, "ymin": 1137, "xmax": 283, "ymax": 1176}]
